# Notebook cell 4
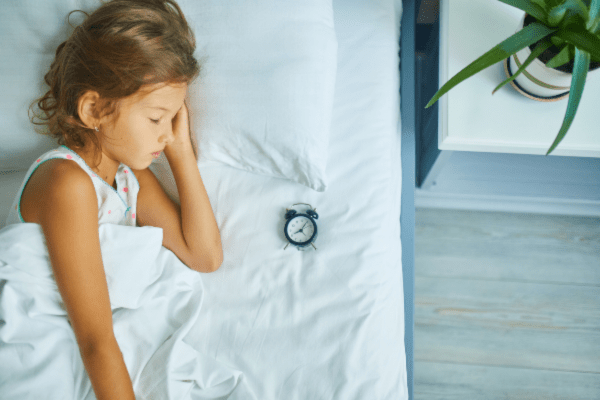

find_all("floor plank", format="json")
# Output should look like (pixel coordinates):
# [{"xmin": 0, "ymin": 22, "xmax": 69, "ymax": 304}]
[
  {"xmin": 415, "ymin": 361, "xmax": 600, "ymax": 400},
  {"xmin": 415, "ymin": 276, "xmax": 600, "ymax": 373},
  {"xmin": 415, "ymin": 208, "xmax": 600, "ymax": 399},
  {"xmin": 416, "ymin": 208, "xmax": 600, "ymax": 285}
]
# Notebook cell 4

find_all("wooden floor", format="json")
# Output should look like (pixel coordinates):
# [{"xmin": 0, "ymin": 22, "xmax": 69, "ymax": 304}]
[{"xmin": 414, "ymin": 208, "xmax": 600, "ymax": 400}]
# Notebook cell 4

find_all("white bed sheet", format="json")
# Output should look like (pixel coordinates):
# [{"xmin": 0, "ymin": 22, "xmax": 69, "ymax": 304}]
[
  {"xmin": 0, "ymin": 0, "xmax": 406, "ymax": 398},
  {"xmin": 149, "ymin": 0, "xmax": 407, "ymax": 398}
]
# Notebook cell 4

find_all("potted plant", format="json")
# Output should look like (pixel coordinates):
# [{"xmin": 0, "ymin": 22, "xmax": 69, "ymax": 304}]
[{"xmin": 426, "ymin": 0, "xmax": 600, "ymax": 155}]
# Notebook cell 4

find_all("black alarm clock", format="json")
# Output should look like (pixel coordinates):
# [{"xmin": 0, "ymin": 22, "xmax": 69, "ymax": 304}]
[{"xmin": 283, "ymin": 203, "xmax": 319, "ymax": 251}]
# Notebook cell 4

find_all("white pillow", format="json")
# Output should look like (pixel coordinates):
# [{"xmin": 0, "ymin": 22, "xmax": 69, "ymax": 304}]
[
  {"xmin": 178, "ymin": 0, "xmax": 338, "ymax": 192},
  {"xmin": 0, "ymin": 0, "xmax": 338, "ymax": 193},
  {"xmin": 0, "ymin": 0, "xmax": 100, "ymax": 171}
]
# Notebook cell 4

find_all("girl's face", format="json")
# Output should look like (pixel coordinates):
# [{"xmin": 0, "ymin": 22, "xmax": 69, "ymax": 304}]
[{"xmin": 98, "ymin": 82, "xmax": 188, "ymax": 170}]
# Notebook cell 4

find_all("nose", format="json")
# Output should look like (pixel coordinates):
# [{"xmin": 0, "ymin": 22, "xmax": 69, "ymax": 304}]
[{"xmin": 158, "ymin": 125, "xmax": 175, "ymax": 145}]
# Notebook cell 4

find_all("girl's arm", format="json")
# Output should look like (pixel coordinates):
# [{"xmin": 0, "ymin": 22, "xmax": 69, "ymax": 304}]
[
  {"xmin": 134, "ymin": 102, "xmax": 223, "ymax": 272},
  {"xmin": 31, "ymin": 160, "xmax": 136, "ymax": 400}
]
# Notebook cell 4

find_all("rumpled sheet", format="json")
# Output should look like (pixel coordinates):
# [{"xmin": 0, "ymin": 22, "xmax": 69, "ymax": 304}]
[{"xmin": 0, "ymin": 222, "xmax": 256, "ymax": 400}]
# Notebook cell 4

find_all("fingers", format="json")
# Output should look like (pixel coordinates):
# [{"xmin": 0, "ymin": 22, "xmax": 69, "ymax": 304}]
[
  {"xmin": 167, "ymin": 101, "xmax": 192, "ymax": 150},
  {"xmin": 173, "ymin": 102, "xmax": 188, "ymax": 127},
  {"xmin": 179, "ymin": 101, "xmax": 189, "ymax": 117}
]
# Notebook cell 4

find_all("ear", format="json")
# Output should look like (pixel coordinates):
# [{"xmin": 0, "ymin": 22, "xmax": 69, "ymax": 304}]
[{"xmin": 77, "ymin": 90, "xmax": 102, "ymax": 129}]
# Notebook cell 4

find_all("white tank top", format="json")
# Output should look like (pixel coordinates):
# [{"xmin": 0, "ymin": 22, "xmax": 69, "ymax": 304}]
[{"xmin": 5, "ymin": 145, "xmax": 140, "ymax": 227}]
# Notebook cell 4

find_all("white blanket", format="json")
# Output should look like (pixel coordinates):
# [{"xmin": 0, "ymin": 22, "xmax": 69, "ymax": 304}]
[{"xmin": 0, "ymin": 222, "xmax": 256, "ymax": 400}]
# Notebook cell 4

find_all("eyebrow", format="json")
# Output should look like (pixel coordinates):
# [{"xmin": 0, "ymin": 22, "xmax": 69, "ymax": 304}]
[
  {"xmin": 146, "ymin": 106, "xmax": 170, "ymax": 111},
  {"xmin": 146, "ymin": 105, "xmax": 184, "ymax": 113}
]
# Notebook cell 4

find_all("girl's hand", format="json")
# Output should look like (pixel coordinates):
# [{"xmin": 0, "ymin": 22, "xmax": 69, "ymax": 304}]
[
  {"xmin": 165, "ymin": 101, "xmax": 198, "ymax": 160},
  {"xmin": 167, "ymin": 101, "xmax": 192, "ymax": 151}
]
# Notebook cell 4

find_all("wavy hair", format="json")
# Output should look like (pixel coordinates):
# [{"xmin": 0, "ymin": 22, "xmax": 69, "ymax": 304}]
[{"xmin": 30, "ymin": 0, "xmax": 200, "ymax": 167}]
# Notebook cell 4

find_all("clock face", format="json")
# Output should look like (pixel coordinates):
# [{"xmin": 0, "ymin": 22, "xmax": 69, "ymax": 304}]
[{"xmin": 286, "ymin": 215, "xmax": 316, "ymax": 244}]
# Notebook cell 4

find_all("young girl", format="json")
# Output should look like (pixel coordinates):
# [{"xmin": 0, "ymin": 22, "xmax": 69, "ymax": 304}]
[{"xmin": 6, "ymin": 1, "xmax": 223, "ymax": 398}]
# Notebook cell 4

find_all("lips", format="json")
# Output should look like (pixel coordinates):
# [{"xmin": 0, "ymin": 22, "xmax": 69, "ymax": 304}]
[{"xmin": 152, "ymin": 151, "xmax": 161, "ymax": 158}]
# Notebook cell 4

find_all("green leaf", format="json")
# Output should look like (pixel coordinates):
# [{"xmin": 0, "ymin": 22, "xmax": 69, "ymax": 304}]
[
  {"xmin": 548, "ymin": 4, "xmax": 568, "ymax": 26},
  {"xmin": 545, "ymin": 43, "xmax": 575, "ymax": 67},
  {"xmin": 426, "ymin": 22, "xmax": 556, "ymax": 108},
  {"xmin": 546, "ymin": 48, "xmax": 590, "ymax": 155},
  {"xmin": 499, "ymin": 0, "xmax": 549, "ymax": 24},
  {"xmin": 549, "ymin": 0, "xmax": 590, "ymax": 28},
  {"xmin": 588, "ymin": 0, "xmax": 600, "ymax": 33},
  {"xmin": 551, "ymin": 35, "xmax": 566, "ymax": 46},
  {"xmin": 529, "ymin": 0, "xmax": 546, "ymax": 9},
  {"xmin": 555, "ymin": 27, "xmax": 600, "ymax": 59},
  {"xmin": 492, "ymin": 38, "xmax": 553, "ymax": 94},
  {"xmin": 565, "ymin": 0, "xmax": 590, "ymax": 18},
  {"xmin": 536, "ymin": 0, "xmax": 564, "ymax": 12}
]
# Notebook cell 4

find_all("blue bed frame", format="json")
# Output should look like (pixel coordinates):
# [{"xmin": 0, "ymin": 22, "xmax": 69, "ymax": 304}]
[{"xmin": 400, "ymin": 1, "xmax": 416, "ymax": 399}]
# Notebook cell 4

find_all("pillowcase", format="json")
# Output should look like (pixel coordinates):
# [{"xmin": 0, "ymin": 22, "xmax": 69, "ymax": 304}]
[
  {"xmin": 0, "ymin": 0, "xmax": 100, "ymax": 171},
  {"xmin": 177, "ymin": 0, "xmax": 338, "ymax": 192},
  {"xmin": 0, "ymin": 0, "xmax": 338, "ymax": 193}
]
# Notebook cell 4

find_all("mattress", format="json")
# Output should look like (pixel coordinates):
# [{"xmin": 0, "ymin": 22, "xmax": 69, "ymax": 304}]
[
  {"xmin": 0, "ymin": 0, "xmax": 406, "ymax": 398},
  {"xmin": 151, "ymin": 0, "xmax": 406, "ymax": 398}
]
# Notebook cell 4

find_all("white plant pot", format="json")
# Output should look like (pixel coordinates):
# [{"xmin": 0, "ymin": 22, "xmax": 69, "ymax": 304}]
[{"xmin": 506, "ymin": 13, "xmax": 599, "ymax": 101}]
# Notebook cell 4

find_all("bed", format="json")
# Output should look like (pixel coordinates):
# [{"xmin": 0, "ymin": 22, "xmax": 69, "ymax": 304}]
[{"xmin": 0, "ymin": 0, "xmax": 416, "ymax": 399}]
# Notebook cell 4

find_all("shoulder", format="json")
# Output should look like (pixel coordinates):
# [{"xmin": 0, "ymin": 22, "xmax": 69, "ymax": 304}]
[
  {"xmin": 23, "ymin": 158, "xmax": 97, "ymax": 225},
  {"xmin": 43, "ymin": 159, "xmax": 97, "ymax": 212}
]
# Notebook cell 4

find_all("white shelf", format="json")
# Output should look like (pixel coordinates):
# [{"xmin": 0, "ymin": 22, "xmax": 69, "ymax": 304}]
[{"xmin": 439, "ymin": 0, "xmax": 600, "ymax": 158}]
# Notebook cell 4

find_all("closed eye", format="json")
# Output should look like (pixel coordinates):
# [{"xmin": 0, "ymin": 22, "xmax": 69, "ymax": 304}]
[{"xmin": 150, "ymin": 119, "xmax": 160, "ymax": 124}]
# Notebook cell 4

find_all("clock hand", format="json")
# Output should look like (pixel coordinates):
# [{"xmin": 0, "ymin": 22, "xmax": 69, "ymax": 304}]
[
  {"xmin": 296, "ymin": 222, "xmax": 308, "ymax": 236},
  {"xmin": 294, "ymin": 222, "xmax": 309, "ymax": 234}
]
